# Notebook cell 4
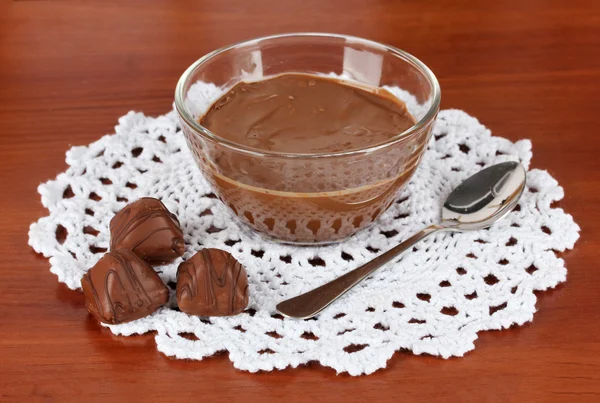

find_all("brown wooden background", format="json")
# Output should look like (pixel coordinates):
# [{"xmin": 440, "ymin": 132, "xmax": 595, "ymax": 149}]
[{"xmin": 1, "ymin": 0, "xmax": 599, "ymax": 401}]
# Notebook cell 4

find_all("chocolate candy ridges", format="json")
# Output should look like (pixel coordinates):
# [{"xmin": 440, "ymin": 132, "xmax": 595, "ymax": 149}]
[
  {"xmin": 110, "ymin": 197, "xmax": 185, "ymax": 265},
  {"xmin": 176, "ymin": 249, "xmax": 249, "ymax": 316},
  {"xmin": 81, "ymin": 249, "xmax": 169, "ymax": 324}
]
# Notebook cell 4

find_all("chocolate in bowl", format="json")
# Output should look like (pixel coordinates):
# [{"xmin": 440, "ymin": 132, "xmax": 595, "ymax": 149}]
[{"xmin": 175, "ymin": 33, "xmax": 440, "ymax": 244}]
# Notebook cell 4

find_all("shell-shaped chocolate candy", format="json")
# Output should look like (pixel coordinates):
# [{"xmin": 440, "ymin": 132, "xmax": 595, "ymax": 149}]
[
  {"xmin": 110, "ymin": 197, "xmax": 185, "ymax": 265},
  {"xmin": 176, "ymin": 249, "xmax": 249, "ymax": 316},
  {"xmin": 81, "ymin": 249, "xmax": 169, "ymax": 324}
]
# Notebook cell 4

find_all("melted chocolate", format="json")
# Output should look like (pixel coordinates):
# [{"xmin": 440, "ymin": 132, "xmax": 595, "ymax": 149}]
[
  {"xmin": 110, "ymin": 197, "xmax": 185, "ymax": 265},
  {"xmin": 176, "ymin": 249, "xmax": 249, "ymax": 316},
  {"xmin": 199, "ymin": 73, "xmax": 416, "ymax": 153},
  {"xmin": 188, "ymin": 74, "xmax": 425, "ymax": 243},
  {"xmin": 81, "ymin": 249, "xmax": 169, "ymax": 324}
]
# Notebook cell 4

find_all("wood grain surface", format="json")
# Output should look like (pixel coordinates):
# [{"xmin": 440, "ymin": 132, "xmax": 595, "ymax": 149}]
[{"xmin": 1, "ymin": 1, "xmax": 599, "ymax": 401}]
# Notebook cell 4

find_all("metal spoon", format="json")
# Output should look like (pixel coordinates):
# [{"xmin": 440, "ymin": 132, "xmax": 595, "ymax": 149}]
[{"xmin": 276, "ymin": 161, "xmax": 526, "ymax": 320}]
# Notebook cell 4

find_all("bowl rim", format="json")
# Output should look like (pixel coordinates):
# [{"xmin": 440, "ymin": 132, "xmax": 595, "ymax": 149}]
[{"xmin": 174, "ymin": 32, "xmax": 441, "ymax": 159}]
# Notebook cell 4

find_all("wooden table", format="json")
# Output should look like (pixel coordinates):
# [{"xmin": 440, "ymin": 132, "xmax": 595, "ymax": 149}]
[{"xmin": 2, "ymin": 1, "xmax": 599, "ymax": 401}]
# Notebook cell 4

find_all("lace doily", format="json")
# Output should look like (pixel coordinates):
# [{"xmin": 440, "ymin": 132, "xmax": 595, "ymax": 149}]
[{"xmin": 29, "ymin": 104, "xmax": 580, "ymax": 375}]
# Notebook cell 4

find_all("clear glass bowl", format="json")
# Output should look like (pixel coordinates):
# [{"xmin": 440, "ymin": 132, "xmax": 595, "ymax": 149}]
[{"xmin": 175, "ymin": 33, "xmax": 440, "ymax": 244}]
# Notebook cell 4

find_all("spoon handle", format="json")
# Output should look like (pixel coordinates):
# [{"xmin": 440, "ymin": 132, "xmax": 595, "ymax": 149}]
[{"xmin": 276, "ymin": 224, "xmax": 443, "ymax": 319}]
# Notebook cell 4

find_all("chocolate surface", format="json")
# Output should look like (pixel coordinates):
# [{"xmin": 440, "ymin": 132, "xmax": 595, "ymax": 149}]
[
  {"xmin": 110, "ymin": 197, "xmax": 185, "ymax": 265},
  {"xmin": 199, "ymin": 73, "xmax": 416, "ymax": 153},
  {"xmin": 81, "ymin": 249, "xmax": 169, "ymax": 324},
  {"xmin": 176, "ymin": 249, "xmax": 249, "ymax": 316}
]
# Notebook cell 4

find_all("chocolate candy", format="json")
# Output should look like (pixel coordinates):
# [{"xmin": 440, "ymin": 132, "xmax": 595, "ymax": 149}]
[
  {"xmin": 176, "ymin": 249, "xmax": 249, "ymax": 316},
  {"xmin": 81, "ymin": 249, "xmax": 169, "ymax": 324},
  {"xmin": 110, "ymin": 197, "xmax": 185, "ymax": 265}
]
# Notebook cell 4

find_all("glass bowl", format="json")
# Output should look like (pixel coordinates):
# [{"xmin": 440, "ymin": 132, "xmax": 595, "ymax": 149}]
[{"xmin": 175, "ymin": 33, "xmax": 440, "ymax": 244}]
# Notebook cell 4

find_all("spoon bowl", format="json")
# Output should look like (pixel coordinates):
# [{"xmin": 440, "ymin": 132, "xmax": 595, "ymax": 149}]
[{"xmin": 441, "ymin": 161, "xmax": 526, "ymax": 231}]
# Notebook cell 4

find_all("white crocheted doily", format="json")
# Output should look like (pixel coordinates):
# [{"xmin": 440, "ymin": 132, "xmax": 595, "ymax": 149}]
[{"xmin": 29, "ymin": 92, "xmax": 579, "ymax": 375}]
